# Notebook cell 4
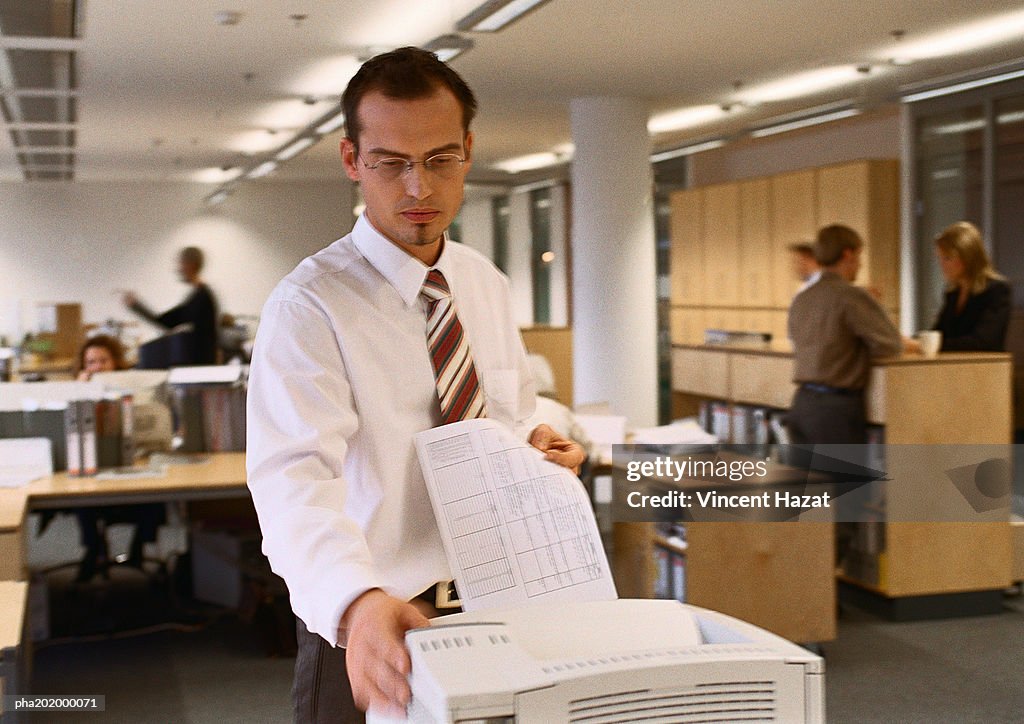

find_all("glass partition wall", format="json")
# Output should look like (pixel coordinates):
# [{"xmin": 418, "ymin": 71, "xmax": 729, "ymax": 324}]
[{"xmin": 909, "ymin": 79, "xmax": 1024, "ymax": 330}]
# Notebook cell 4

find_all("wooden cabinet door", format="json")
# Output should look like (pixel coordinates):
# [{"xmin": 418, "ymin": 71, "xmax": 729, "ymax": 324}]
[
  {"xmin": 816, "ymin": 160, "xmax": 900, "ymax": 309},
  {"xmin": 702, "ymin": 184, "xmax": 740, "ymax": 306},
  {"xmin": 669, "ymin": 189, "xmax": 704, "ymax": 305},
  {"xmin": 770, "ymin": 170, "xmax": 817, "ymax": 307},
  {"xmin": 739, "ymin": 179, "xmax": 773, "ymax": 307}
]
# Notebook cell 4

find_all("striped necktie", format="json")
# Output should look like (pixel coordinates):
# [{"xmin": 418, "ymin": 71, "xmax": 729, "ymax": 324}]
[{"xmin": 421, "ymin": 269, "xmax": 487, "ymax": 424}]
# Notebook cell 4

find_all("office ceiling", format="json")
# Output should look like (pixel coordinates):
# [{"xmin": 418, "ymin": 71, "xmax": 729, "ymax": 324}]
[{"xmin": 1, "ymin": 0, "xmax": 1024, "ymax": 185}]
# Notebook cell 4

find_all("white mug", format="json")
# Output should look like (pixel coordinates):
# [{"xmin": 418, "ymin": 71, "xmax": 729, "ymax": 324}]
[{"xmin": 918, "ymin": 330, "xmax": 942, "ymax": 358}]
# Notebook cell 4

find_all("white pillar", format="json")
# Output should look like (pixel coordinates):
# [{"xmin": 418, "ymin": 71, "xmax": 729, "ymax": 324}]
[{"xmin": 570, "ymin": 97, "xmax": 658, "ymax": 427}]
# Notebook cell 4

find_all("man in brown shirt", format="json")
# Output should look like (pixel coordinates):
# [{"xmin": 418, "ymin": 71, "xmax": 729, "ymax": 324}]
[{"xmin": 787, "ymin": 224, "xmax": 914, "ymax": 444}]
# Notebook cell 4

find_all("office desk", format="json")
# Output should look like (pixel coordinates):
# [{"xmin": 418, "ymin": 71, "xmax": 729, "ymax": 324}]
[
  {"xmin": 0, "ymin": 453, "xmax": 248, "ymax": 581},
  {"xmin": 0, "ymin": 580, "xmax": 29, "ymax": 713}
]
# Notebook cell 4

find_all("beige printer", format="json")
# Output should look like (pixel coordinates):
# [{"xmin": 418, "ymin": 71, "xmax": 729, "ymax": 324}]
[{"xmin": 368, "ymin": 598, "xmax": 824, "ymax": 723}]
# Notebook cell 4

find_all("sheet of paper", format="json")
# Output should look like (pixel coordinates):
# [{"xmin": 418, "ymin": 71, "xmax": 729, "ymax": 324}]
[
  {"xmin": 0, "ymin": 437, "xmax": 52, "ymax": 488},
  {"xmin": 414, "ymin": 418, "xmax": 617, "ymax": 612}
]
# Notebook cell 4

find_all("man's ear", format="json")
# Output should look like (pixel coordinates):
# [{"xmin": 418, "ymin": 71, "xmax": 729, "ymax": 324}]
[
  {"xmin": 463, "ymin": 131, "xmax": 474, "ymax": 173},
  {"xmin": 341, "ymin": 138, "xmax": 360, "ymax": 182}
]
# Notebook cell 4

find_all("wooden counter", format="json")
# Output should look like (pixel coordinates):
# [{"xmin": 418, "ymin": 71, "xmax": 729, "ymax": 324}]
[{"xmin": 669, "ymin": 344, "xmax": 1014, "ymax": 612}]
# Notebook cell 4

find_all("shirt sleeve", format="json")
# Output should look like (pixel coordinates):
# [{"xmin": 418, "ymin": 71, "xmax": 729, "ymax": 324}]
[
  {"xmin": 246, "ymin": 293, "xmax": 382, "ymax": 646},
  {"xmin": 845, "ymin": 288, "xmax": 904, "ymax": 358},
  {"xmin": 941, "ymin": 281, "xmax": 1011, "ymax": 351}
]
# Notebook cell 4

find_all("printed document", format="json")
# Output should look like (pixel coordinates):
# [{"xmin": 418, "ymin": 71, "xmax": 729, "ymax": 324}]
[{"xmin": 414, "ymin": 418, "xmax": 617, "ymax": 611}]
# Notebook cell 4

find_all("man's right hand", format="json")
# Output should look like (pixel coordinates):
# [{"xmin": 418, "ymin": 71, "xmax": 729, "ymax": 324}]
[{"xmin": 342, "ymin": 589, "xmax": 430, "ymax": 716}]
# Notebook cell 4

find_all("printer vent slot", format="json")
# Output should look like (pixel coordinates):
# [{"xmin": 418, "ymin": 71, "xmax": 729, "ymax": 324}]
[
  {"xmin": 568, "ymin": 681, "xmax": 777, "ymax": 723},
  {"xmin": 418, "ymin": 635, "xmax": 475, "ymax": 653}
]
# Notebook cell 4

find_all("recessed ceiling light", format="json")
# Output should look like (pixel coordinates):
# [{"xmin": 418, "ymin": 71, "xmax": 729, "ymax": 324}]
[{"xmin": 214, "ymin": 10, "xmax": 242, "ymax": 26}]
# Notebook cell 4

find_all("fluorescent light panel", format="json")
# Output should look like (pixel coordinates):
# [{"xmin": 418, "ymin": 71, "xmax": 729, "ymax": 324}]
[
  {"xmin": 887, "ymin": 9, "xmax": 1024, "ymax": 61},
  {"xmin": 247, "ymin": 161, "xmax": 278, "ymax": 178},
  {"xmin": 901, "ymin": 67, "xmax": 1024, "ymax": 103},
  {"xmin": 275, "ymin": 137, "xmax": 315, "ymax": 161},
  {"xmin": 648, "ymin": 105, "xmax": 726, "ymax": 134},
  {"xmin": 650, "ymin": 139, "xmax": 726, "ymax": 162},
  {"xmin": 493, "ymin": 151, "xmax": 563, "ymax": 173},
  {"xmin": 738, "ymin": 66, "xmax": 870, "ymax": 104},
  {"xmin": 750, "ymin": 108, "xmax": 861, "ymax": 138},
  {"xmin": 207, "ymin": 189, "xmax": 231, "ymax": 206},
  {"xmin": 457, "ymin": 0, "xmax": 550, "ymax": 32},
  {"xmin": 316, "ymin": 112, "xmax": 346, "ymax": 135},
  {"xmin": 423, "ymin": 34, "xmax": 475, "ymax": 62}
]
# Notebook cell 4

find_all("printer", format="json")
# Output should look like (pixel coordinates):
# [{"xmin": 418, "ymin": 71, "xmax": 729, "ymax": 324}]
[{"xmin": 368, "ymin": 599, "xmax": 824, "ymax": 723}]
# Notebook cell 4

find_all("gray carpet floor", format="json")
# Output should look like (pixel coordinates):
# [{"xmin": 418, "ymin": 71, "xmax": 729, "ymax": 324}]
[{"xmin": 29, "ymin": 579, "xmax": 1023, "ymax": 723}]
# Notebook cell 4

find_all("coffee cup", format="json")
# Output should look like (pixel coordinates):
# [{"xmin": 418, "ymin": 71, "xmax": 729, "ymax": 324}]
[{"xmin": 918, "ymin": 330, "xmax": 942, "ymax": 358}]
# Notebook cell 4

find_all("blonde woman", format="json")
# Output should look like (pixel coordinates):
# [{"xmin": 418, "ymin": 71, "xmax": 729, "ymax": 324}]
[{"xmin": 933, "ymin": 221, "xmax": 1011, "ymax": 351}]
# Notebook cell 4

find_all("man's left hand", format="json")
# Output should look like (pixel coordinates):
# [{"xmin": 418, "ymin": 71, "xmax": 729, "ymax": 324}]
[{"xmin": 528, "ymin": 424, "xmax": 585, "ymax": 474}]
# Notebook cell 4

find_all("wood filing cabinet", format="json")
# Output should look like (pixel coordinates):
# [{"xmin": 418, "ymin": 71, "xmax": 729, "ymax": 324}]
[
  {"xmin": 669, "ymin": 189, "xmax": 704, "ymax": 306},
  {"xmin": 769, "ymin": 169, "xmax": 817, "ymax": 308},
  {"xmin": 739, "ymin": 178, "xmax": 773, "ymax": 308},
  {"xmin": 701, "ymin": 183, "xmax": 740, "ymax": 306}
]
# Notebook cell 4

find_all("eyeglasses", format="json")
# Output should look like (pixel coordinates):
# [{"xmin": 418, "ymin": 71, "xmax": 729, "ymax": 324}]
[{"xmin": 360, "ymin": 152, "xmax": 466, "ymax": 181}]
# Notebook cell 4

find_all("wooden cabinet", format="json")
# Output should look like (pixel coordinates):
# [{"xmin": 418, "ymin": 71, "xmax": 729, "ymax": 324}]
[
  {"xmin": 770, "ymin": 170, "xmax": 817, "ymax": 307},
  {"xmin": 816, "ymin": 160, "xmax": 900, "ymax": 311},
  {"xmin": 739, "ymin": 179, "xmax": 773, "ymax": 307},
  {"xmin": 668, "ymin": 160, "xmax": 899, "ymax": 347},
  {"xmin": 669, "ymin": 189, "xmax": 704, "ymax": 305},
  {"xmin": 702, "ymin": 184, "xmax": 740, "ymax": 306}
]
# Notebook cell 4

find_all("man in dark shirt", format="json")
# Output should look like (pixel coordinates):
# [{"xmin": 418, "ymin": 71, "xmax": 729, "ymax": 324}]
[{"xmin": 123, "ymin": 246, "xmax": 219, "ymax": 365}]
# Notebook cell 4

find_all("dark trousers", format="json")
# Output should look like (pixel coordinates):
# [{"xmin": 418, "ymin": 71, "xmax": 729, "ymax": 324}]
[
  {"xmin": 293, "ymin": 621, "xmax": 364, "ymax": 724},
  {"xmin": 787, "ymin": 385, "xmax": 867, "ymax": 445},
  {"xmin": 293, "ymin": 604, "xmax": 461, "ymax": 723},
  {"xmin": 787, "ymin": 385, "xmax": 868, "ymax": 568}
]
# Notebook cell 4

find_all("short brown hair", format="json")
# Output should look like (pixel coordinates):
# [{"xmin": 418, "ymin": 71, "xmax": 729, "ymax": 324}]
[
  {"xmin": 814, "ymin": 224, "xmax": 862, "ymax": 266},
  {"xmin": 934, "ymin": 221, "xmax": 1004, "ymax": 295},
  {"xmin": 341, "ymin": 46, "xmax": 477, "ymax": 150},
  {"xmin": 788, "ymin": 242, "xmax": 815, "ymax": 258},
  {"xmin": 77, "ymin": 334, "xmax": 127, "ymax": 374},
  {"xmin": 179, "ymin": 246, "xmax": 204, "ymax": 271}
]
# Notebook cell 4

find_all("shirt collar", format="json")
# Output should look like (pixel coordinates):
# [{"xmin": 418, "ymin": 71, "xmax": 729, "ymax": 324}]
[{"xmin": 350, "ymin": 214, "xmax": 455, "ymax": 308}]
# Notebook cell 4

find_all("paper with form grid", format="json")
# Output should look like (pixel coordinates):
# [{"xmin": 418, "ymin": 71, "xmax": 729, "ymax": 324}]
[{"xmin": 414, "ymin": 418, "xmax": 617, "ymax": 612}]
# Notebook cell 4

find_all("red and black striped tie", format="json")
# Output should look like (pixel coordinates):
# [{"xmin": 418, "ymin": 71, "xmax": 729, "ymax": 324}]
[{"xmin": 421, "ymin": 269, "xmax": 487, "ymax": 424}]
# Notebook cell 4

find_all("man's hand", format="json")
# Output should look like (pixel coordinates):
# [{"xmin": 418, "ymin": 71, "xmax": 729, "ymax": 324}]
[
  {"xmin": 902, "ymin": 337, "xmax": 922, "ymax": 354},
  {"xmin": 342, "ymin": 589, "xmax": 430, "ymax": 716},
  {"xmin": 529, "ymin": 424, "xmax": 586, "ymax": 474}
]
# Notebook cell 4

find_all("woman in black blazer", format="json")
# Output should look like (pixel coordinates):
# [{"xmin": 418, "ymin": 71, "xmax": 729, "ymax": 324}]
[{"xmin": 933, "ymin": 221, "xmax": 1011, "ymax": 352}]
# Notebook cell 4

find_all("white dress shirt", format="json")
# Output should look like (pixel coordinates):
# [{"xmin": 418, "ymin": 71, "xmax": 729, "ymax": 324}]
[{"xmin": 246, "ymin": 214, "xmax": 536, "ymax": 645}]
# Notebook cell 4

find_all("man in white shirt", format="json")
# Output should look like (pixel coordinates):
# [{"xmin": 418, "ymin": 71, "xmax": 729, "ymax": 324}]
[
  {"xmin": 246, "ymin": 47, "xmax": 584, "ymax": 722},
  {"xmin": 789, "ymin": 242, "xmax": 821, "ymax": 295}
]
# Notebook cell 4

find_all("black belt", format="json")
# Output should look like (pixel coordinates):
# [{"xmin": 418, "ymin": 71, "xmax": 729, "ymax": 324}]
[
  {"xmin": 415, "ymin": 580, "xmax": 461, "ymax": 610},
  {"xmin": 800, "ymin": 382, "xmax": 863, "ymax": 397}
]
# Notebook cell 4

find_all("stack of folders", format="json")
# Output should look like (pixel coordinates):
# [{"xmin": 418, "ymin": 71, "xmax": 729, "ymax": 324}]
[
  {"xmin": 64, "ymin": 394, "xmax": 135, "ymax": 476},
  {"xmin": 173, "ymin": 384, "xmax": 246, "ymax": 453},
  {"xmin": 198, "ymin": 385, "xmax": 246, "ymax": 452},
  {"xmin": 653, "ymin": 522, "xmax": 688, "ymax": 603}
]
